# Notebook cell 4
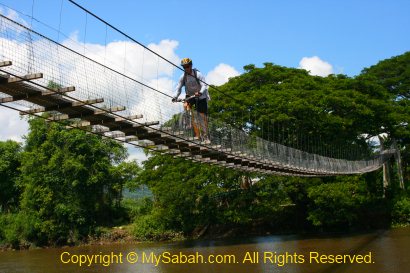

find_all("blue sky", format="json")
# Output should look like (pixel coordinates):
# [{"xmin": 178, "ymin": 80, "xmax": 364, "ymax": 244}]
[
  {"xmin": 1, "ymin": 0, "xmax": 409, "ymax": 76},
  {"xmin": 0, "ymin": 0, "xmax": 409, "ymax": 162}
]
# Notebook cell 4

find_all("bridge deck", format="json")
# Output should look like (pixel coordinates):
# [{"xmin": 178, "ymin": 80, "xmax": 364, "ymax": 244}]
[{"xmin": 0, "ymin": 64, "xmax": 389, "ymax": 176}]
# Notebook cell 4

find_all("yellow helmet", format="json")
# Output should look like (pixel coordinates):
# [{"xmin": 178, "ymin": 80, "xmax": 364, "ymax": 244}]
[{"xmin": 181, "ymin": 58, "xmax": 192, "ymax": 66}]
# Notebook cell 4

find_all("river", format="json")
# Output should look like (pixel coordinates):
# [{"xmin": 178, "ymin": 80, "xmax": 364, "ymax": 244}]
[{"xmin": 1, "ymin": 226, "xmax": 409, "ymax": 273}]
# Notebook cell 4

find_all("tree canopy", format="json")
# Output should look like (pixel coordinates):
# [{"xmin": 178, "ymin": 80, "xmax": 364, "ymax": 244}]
[
  {"xmin": 133, "ymin": 52, "xmax": 409, "ymax": 237},
  {"xmin": 1, "ymin": 52, "xmax": 409, "ymax": 248},
  {"xmin": 0, "ymin": 140, "xmax": 21, "ymax": 213},
  {"xmin": 0, "ymin": 116, "xmax": 140, "ymax": 247}
]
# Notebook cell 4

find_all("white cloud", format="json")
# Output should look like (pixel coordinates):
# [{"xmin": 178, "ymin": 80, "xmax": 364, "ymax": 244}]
[
  {"xmin": 0, "ymin": 15, "xmax": 239, "ymax": 161},
  {"xmin": 0, "ymin": 14, "xmax": 31, "ymax": 142},
  {"xmin": 0, "ymin": 107, "xmax": 29, "ymax": 143},
  {"xmin": 147, "ymin": 39, "xmax": 180, "ymax": 71},
  {"xmin": 57, "ymin": 35, "xmax": 184, "ymax": 124},
  {"xmin": 206, "ymin": 63, "xmax": 240, "ymax": 86},
  {"xmin": 298, "ymin": 56, "xmax": 334, "ymax": 77},
  {"xmin": 62, "ymin": 36, "xmax": 175, "ymax": 80},
  {"xmin": 0, "ymin": 16, "xmax": 185, "ymax": 153},
  {"xmin": 126, "ymin": 146, "xmax": 149, "ymax": 165},
  {"xmin": 0, "ymin": 7, "xmax": 29, "ymax": 28}
]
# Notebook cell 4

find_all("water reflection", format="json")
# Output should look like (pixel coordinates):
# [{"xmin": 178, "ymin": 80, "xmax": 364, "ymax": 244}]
[{"xmin": 1, "ymin": 227, "xmax": 409, "ymax": 273}]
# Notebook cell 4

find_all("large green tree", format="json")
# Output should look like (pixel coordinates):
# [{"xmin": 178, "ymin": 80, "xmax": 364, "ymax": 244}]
[
  {"xmin": 358, "ymin": 51, "xmax": 410, "ymax": 183},
  {"xmin": 0, "ymin": 140, "xmax": 22, "ymax": 213},
  {"xmin": 136, "ymin": 53, "xmax": 410, "ymax": 235},
  {"xmin": 134, "ymin": 153, "xmax": 289, "ymax": 238},
  {"xmin": 17, "ymin": 117, "xmax": 128, "ymax": 245},
  {"xmin": 210, "ymin": 63, "xmax": 393, "ymax": 159}
]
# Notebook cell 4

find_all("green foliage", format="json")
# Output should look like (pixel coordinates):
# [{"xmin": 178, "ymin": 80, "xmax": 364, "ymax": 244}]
[
  {"xmin": 122, "ymin": 197, "xmax": 153, "ymax": 221},
  {"xmin": 15, "ymin": 117, "xmax": 130, "ymax": 246},
  {"xmin": 2, "ymin": 53, "xmax": 410, "ymax": 248},
  {"xmin": 116, "ymin": 161, "xmax": 142, "ymax": 191},
  {"xmin": 135, "ymin": 153, "xmax": 291, "ymax": 235},
  {"xmin": 0, "ymin": 140, "xmax": 22, "ymax": 212},
  {"xmin": 109, "ymin": 160, "xmax": 142, "ymax": 208},
  {"xmin": 391, "ymin": 193, "xmax": 410, "ymax": 225},
  {"xmin": 137, "ymin": 154, "xmax": 228, "ymax": 233},
  {"xmin": 307, "ymin": 178, "xmax": 370, "ymax": 228},
  {"xmin": 210, "ymin": 63, "xmax": 378, "ymax": 158},
  {"xmin": 361, "ymin": 51, "xmax": 410, "ymax": 100},
  {"xmin": 132, "ymin": 52, "xmax": 410, "ymax": 237},
  {"xmin": 0, "ymin": 212, "xmax": 37, "ymax": 249},
  {"xmin": 131, "ymin": 212, "xmax": 180, "ymax": 241},
  {"xmin": 215, "ymin": 176, "xmax": 289, "ymax": 226},
  {"xmin": 360, "ymin": 52, "xmax": 410, "ymax": 183}
]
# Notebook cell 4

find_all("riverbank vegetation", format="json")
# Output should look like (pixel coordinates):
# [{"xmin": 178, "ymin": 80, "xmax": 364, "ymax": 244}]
[{"xmin": 1, "ymin": 52, "xmax": 409, "ymax": 250}]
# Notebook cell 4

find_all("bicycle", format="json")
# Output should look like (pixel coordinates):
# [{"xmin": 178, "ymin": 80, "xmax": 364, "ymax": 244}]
[{"xmin": 173, "ymin": 95, "xmax": 210, "ymax": 143}]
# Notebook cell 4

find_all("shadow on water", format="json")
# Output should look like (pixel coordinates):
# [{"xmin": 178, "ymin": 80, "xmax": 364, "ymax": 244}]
[
  {"xmin": 175, "ymin": 228, "xmax": 388, "ymax": 249},
  {"xmin": 316, "ymin": 230, "xmax": 386, "ymax": 273}
]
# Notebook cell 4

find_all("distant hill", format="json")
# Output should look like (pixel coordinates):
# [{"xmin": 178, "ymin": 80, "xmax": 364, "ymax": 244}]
[{"xmin": 123, "ymin": 185, "xmax": 152, "ymax": 200}]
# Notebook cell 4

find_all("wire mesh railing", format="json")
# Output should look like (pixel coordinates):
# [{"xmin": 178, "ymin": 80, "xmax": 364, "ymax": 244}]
[{"xmin": 0, "ymin": 6, "xmax": 395, "ymax": 176}]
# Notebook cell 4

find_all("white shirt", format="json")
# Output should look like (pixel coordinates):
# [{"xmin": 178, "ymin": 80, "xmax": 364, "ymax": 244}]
[{"xmin": 174, "ymin": 69, "xmax": 210, "ymax": 100}]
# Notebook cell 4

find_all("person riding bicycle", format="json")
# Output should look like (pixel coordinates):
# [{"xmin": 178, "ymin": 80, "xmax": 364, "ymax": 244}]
[{"xmin": 172, "ymin": 58, "xmax": 210, "ymax": 142}]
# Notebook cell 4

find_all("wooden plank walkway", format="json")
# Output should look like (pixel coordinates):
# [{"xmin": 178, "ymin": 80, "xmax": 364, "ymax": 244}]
[{"xmin": 0, "ymin": 62, "xmax": 384, "ymax": 176}]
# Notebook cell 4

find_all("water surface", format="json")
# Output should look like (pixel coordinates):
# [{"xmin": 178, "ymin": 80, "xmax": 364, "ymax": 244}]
[{"xmin": 1, "ymin": 227, "xmax": 409, "ymax": 273}]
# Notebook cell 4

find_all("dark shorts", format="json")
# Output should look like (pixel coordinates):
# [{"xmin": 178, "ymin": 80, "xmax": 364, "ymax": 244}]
[{"xmin": 186, "ymin": 97, "xmax": 208, "ymax": 114}]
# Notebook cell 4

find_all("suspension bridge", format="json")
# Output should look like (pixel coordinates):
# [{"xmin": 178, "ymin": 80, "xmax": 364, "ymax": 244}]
[{"xmin": 0, "ymin": 2, "xmax": 399, "ymax": 178}]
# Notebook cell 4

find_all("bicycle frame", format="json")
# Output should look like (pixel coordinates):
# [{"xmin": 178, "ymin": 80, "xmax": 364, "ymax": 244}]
[{"xmin": 177, "ymin": 95, "xmax": 209, "ymax": 142}]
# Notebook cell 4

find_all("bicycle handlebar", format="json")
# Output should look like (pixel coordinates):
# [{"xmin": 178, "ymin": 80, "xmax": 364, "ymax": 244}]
[{"xmin": 172, "ymin": 94, "xmax": 200, "ymax": 103}]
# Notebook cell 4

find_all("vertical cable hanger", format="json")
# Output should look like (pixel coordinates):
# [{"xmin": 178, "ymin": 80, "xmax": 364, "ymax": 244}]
[
  {"xmin": 0, "ymin": 3, "xmax": 391, "ymax": 175},
  {"xmin": 83, "ymin": 11, "xmax": 90, "ymax": 98},
  {"xmin": 30, "ymin": 0, "xmax": 35, "ymax": 29},
  {"xmin": 57, "ymin": 0, "xmax": 64, "ymax": 85},
  {"xmin": 25, "ymin": 0, "xmax": 36, "ymax": 74},
  {"xmin": 104, "ymin": 24, "xmax": 107, "ymax": 70}
]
